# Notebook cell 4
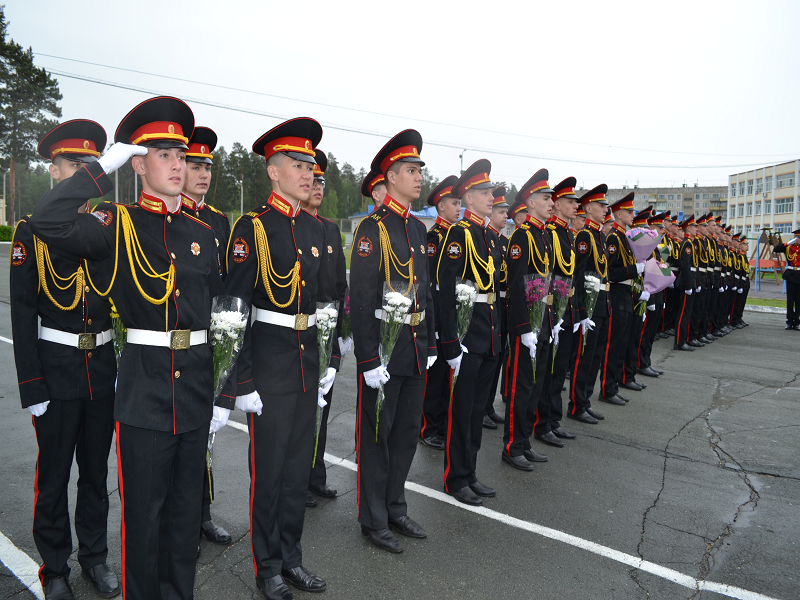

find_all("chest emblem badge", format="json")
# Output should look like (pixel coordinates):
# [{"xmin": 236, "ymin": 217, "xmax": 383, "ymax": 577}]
[{"xmin": 191, "ymin": 242, "xmax": 200, "ymax": 256}]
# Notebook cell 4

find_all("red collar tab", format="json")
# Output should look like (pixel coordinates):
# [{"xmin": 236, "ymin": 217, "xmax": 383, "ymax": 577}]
[
  {"xmin": 379, "ymin": 144, "xmax": 422, "ymax": 174},
  {"xmin": 49, "ymin": 138, "xmax": 100, "ymax": 160},
  {"xmin": 180, "ymin": 193, "xmax": 201, "ymax": 211},
  {"xmin": 186, "ymin": 141, "xmax": 213, "ymax": 159},
  {"xmin": 435, "ymin": 215, "xmax": 453, "ymax": 230},
  {"xmin": 612, "ymin": 222, "xmax": 626, "ymax": 234},
  {"xmin": 139, "ymin": 192, "xmax": 176, "ymax": 215},
  {"xmin": 487, "ymin": 224, "xmax": 500, "ymax": 235},
  {"xmin": 525, "ymin": 214, "xmax": 545, "ymax": 230},
  {"xmin": 464, "ymin": 210, "xmax": 485, "ymax": 226},
  {"xmin": 552, "ymin": 215, "xmax": 568, "ymax": 228},
  {"xmin": 267, "ymin": 192, "xmax": 296, "ymax": 217},
  {"xmin": 130, "ymin": 121, "xmax": 188, "ymax": 146},
  {"xmin": 383, "ymin": 194, "xmax": 410, "ymax": 218},
  {"xmin": 586, "ymin": 218, "xmax": 601, "ymax": 231}
]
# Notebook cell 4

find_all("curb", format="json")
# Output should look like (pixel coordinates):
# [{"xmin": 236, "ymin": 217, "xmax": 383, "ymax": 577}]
[{"xmin": 744, "ymin": 304, "xmax": 784, "ymax": 314}]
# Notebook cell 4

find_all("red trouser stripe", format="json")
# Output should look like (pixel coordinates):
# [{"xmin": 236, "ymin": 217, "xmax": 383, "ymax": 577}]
[
  {"xmin": 569, "ymin": 327, "xmax": 584, "ymax": 415},
  {"xmin": 248, "ymin": 414, "xmax": 257, "ymax": 576},
  {"xmin": 32, "ymin": 417, "xmax": 45, "ymax": 585},
  {"xmin": 443, "ymin": 369, "xmax": 454, "ymax": 492},
  {"xmin": 505, "ymin": 337, "xmax": 521, "ymax": 455},
  {"xmin": 636, "ymin": 313, "xmax": 648, "ymax": 368},
  {"xmin": 600, "ymin": 308, "xmax": 613, "ymax": 395},
  {"xmin": 115, "ymin": 422, "xmax": 127, "ymax": 599},
  {"xmin": 356, "ymin": 375, "xmax": 362, "ymax": 519},
  {"xmin": 676, "ymin": 294, "xmax": 688, "ymax": 345}
]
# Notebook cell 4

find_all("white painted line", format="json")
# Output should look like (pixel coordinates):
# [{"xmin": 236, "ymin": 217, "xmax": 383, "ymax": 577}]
[
  {"xmin": 0, "ymin": 335, "xmax": 13, "ymax": 345},
  {"xmin": 224, "ymin": 421, "xmax": 781, "ymax": 600},
  {"xmin": 0, "ymin": 530, "xmax": 44, "ymax": 600}
]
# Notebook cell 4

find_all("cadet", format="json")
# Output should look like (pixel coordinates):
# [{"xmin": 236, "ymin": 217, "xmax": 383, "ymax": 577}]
[
  {"xmin": 180, "ymin": 125, "xmax": 234, "ymax": 550},
  {"xmin": 351, "ymin": 130, "xmax": 436, "ymax": 554},
  {"xmin": 225, "ymin": 118, "xmax": 332, "ymax": 599},
  {"xmin": 361, "ymin": 170, "xmax": 387, "ymax": 207},
  {"xmin": 772, "ymin": 228, "xmax": 800, "ymax": 330},
  {"xmin": 571, "ymin": 205, "xmax": 586, "ymax": 234},
  {"xmin": 636, "ymin": 211, "xmax": 669, "ymax": 378},
  {"xmin": 689, "ymin": 214, "xmax": 711, "ymax": 347},
  {"xmin": 510, "ymin": 199, "xmax": 528, "ymax": 228},
  {"xmin": 730, "ymin": 234, "xmax": 750, "ymax": 328},
  {"xmin": 420, "ymin": 175, "xmax": 459, "ymax": 450},
  {"xmin": 11, "ymin": 120, "xmax": 119, "ymax": 600},
  {"xmin": 662, "ymin": 214, "xmax": 682, "ymax": 337},
  {"xmin": 674, "ymin": 215, "xmax": 698, "ymax": 351},
  {"xmin": 437, "ymin": 159, "xmax": 502, "ymax": 505},
  {"xmin": 29, "ymin": 97, "xmax": 230, "ymax": 600}
]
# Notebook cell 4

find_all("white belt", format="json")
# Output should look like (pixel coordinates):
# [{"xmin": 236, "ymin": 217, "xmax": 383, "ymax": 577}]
[
  {"xmin": 127, "ymin": 328, "xmax": 207, "ymax": 349},
  {"xmin": 253, "ymin": 307, "xmax": 316, "ymax": 330},
  {"xmin": 39, "ymin": 326, "xmax": 114, "ymax": 350},
  {"xmin": 699, "ymin": 267, "xmax": 707, "ymax": 272},
  {"xmin": 690, "ymin": 267, "xmax": 697, "ymax": 272},
  {"xmin": 787, "ymin": 266, "xmax": 798, "ymax": 270},
  {"xmin": 734, "ymin": 274, "xmax": 740, "ymax": 279},
  {"xmin": 617, "ymin": 279, "xmax": 632, "ymax": 286},
  {"xmin": 435, "ymin": 284, "xmax": 505, "ymax": 301},
  {"xmin": 715, "ymin": 267, "xmax": 721, "ymax": 271},
  {"xmin": 670, "ymin": 267, "xmax": 678, "ymax": 271},
  {"xmin": 499, "ymin": 291, "xmax": 506, "ymax": 298},
  {"xmin": 374, "ymin": 309, "xmax": 425, "ymax": 326},
  {"xmin": 475, "ymin": 293, "xmax": 495, "ymax": 304}
]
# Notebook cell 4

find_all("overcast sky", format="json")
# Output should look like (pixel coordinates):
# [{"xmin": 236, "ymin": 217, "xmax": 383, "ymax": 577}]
[{"xmin": 5, "ymin": 0, "xmax": 800, "ymax": 191}]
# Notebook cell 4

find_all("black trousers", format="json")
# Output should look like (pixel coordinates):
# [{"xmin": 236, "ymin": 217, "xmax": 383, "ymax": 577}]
[
  {"xmin": 503, "ymin": 333, "xmax": 552, "ymax": 457},
  {"xmin": 309, "ymin": 385, "xmax": 334, "ymax": 489},
  {"xmin": 732, "ymin": 287, "xmax": 748, "ymax": 323},
  {"xmin": 485, "ymin": 339, "xmax": 508, "ymax": 415},
  {"xmin": 622, "ymin": 311, "xmax": 645, "ymax": 384},
  {"xmin": 675, "ymin": 289, "xmax": 695, "ymax": 346},
  {"xmin": 785, "ymin": 281, "xmax": 799, "ymax": 326},
  {"xmin": 357, "ymin": 373, "xmax": 425, "ymax": 530},
  {"xmin": 599, "ymin": 307, "xmax": 632, "ymax": 398},
  {"xmin": 662, "ymin": 285, "xmax": 678, "ymax": 332},
  {"xmin": 443, "ymin": 352, "xmax": 498, "ymax": 492},
  {"xmin": 31, "ymin": 395, "xmax": 114, "ymax": 586},
  {"xmin": 421, "ymin": 338, "xmax": 450, "ymax": 440},
  {"xmin": 117, "ymin": 422, "xmax": 206, "ymax": 600},
  {"xmin": 249, "ymin": 388, "xmax": 316, "ymax": 579},
  {"xmin": 637, "ymin": 300, "xmax": 664, "ymax": 370},
  {"xmin": 690, "ymin": 286, "xmax": 707, "ymax": 340},
  {"xmin": 201, "ymin": 458, "xmax": 214, "ymax": 523},
  {"xmin": 569, "ymin": 313, "xmax": 608, "ymax": 416},
  {"xmin": 537, "ymin": 312, "xmax": 577, "ymax": 436}
]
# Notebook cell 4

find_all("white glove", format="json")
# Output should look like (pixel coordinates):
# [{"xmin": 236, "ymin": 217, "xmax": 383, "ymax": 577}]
[
  {"xmin": 552, "ymin": 319, "xmax": 563, "ymax": 347},
  {"xmin": 209, "ymin": 406, "xmax": 231, "ymax": 433},
  {"xmin": 580, "ymin": 318, "xmax": 595, "ymax": 338},
  {"xmin": 319, "ymin": 367, "xmax": 336, "ymax": 395},
  {"xmin": 738, "ymin": 288, "xmax": 744, "ymax": 294},
  {"xmin": 719, "ymin": 287, "xmax": 724, "ymax": 293},
  {"xmin": 520, "ymin": 332, "xmax": 537, "ymax": 359},
  {"xmin": 647, "ymin": 304, "xmax": 656, "ymax": 312},
  {"xmin": 446, "ymin": 353, "xmax": 463, "ymax": 377},
  {"xmin": 235, "ymin": 391, "xmax": 263, "ymax": 416},
  {"xmin": 98, "ymin": 142, "xmax": 147, "ymax": 175},
  {"xmin": 364, "ymin": 365, "xmax": 390, "ymax": 389},
  {"xmin": 435, "ymin": 331, "xmax": 439, "ymax": 339},
  {"xmin": 338, "ymin": 336, "xmax": 352, "ymax": 357},
  {"xmin": 686, "ymin": 289, "xmax": 693, "ymax": 296},
  {"xmin": 636, "ymin": 262, "xmax": 645, "ymax": 275},
  {"xmin": 28, "ymin": 401, "xmax": 50, "ymax": 417},
  {"xmin": 639, "ymin": 290, "xmax": 651, "ymax": 302},
  {"xmin": 426, "ymin": 355, "xmax": 437, "ymax": 369},
  {"xmin": 317, "ymin": 391, "xmax": 328, "ymax": 409},
  {"xmin": 642, "ymin": 313, "xmax": 647, "ymax": 322},
  {"xmin": 573, "ymin": 322, "xmax": 581, "ymax": 334},
  {"xmin": 669, "ymin": 282, "xmax": 675, "ymax": 288},
  {"xmin": 697, "ymin": 285, "xmax": 702, "ymax": 292}
]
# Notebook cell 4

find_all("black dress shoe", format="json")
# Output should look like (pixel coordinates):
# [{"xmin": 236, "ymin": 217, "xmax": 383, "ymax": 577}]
[
  {"xmin": 388, "ymin": 515, "xmax": 427, "ymax": 538},
  {"xmin": 501, "ymin": 452, "xmax": 534, "ymax": 471},
  {"xmin": 201, "ymin": 519, "xmax": 232, "ymax": 545},
  {"xmin": 689, "ymin": 339, "xmax": 704, "ymax": 348},
  {"xmin": 537, "ymin": 431, "xmax": 564, "ymax": 447},
  {"xmin": 82, "ymin": 563, "xmax": 120, "ymax": 598},
  {"xmin": 449, "ymin": 485, "xmax": 483, "ymax": 505},
  {"xmin": 634, "ymin": 380, "xmax": 646, "ymax": 389},
  {"xmin": 523, "ymin": 448, "xmax": 549, "ymax": 462},
  {"xmin": 616, "ymin": 393, "xmax": 630, "ymax": 403},
  {"xmin": 256, "ymin": 575, "xmax": 294, "ymax": 600},
  {"xmin": 620, "ymin": 381, "xmax": 643, "ymax": 391},
  {"xmin": 488, "ymin": 410, "xmax": 505, "ymax": 423},
  {"xmin": 600, "ymin": 395, "xmax": 626, "ymax": 406},
  {"xmin": 652, "ymin": 367, "xmax": 665, "ymax": 375},
  {"xmin": 552, "ymin": 427, "xmax": 576, "ymax": 439},
  {"xmin": 309, "ymin": 483, "xmax": 337, "ymax": 498},
  {"xmin": 361, "ymin": 525, "xmax": 403, "ymax": 553},
  {"xmin": 586, "ymin": 407, "xmax": 605, "ymax": 420},
  {"xmin": 305, "ymin": 491, "xmax": 317, "ymax": 508},
  {"xmin": 197, "ymin": 544, "xmax": 201, "ymax": 558},
  {"xmin": 637, "ymin": 366, "xmax": 660, "ymax": 378},
  {"xmin": 711, "ymin": 330, "xmax": 725, "ymax": 337},
  {"xmin": 281, "ymin": 566, "xmax": 326, "ymax": 593},
  {"xmin": 482, "ymin": 415, "xmax": 498, "ymax": 429},
  {"xmin": 421, "ymin": 435, "xmax": 445, "ymax": 450},
  {"xmin": 701, "ymin": 335, "xmax": 715, "ymax": 343},
  {"xmin": 786, "ymin": 325, "xmax": 794, "ymax": 330},
  {"xmin": 675, "ymin": 343, "xmax": 694, "ymax": 351},
  {"xmin": 664, "ymin": 328, "xmax": 676, "ymax": 336},
  {"xmin": 567, "ymin": 410, "xmax": 598, "ymax": 424},
  {"xmin": 734, "ymin": 322, "xmax": 744, "ymax": 329},
  {"xmin": 469, "ymin": 480, "xmax": 496, "ymax": 497},
  {"xmin": 43, "ymin": 576, "xmax": 75, "ymax": 600}
]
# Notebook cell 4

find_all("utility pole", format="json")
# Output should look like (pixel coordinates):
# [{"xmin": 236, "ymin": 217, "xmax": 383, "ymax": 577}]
[
  {"xmin": 1, "ymin": 169, "xmax": 6, "ymax": 226},
  {"xmin": 459, "ymin": 150, "xmax": 467, "ymax": 175},
  {"xmin": 240, "ymin": 173, "xmax": 244, "ymax": 217}
]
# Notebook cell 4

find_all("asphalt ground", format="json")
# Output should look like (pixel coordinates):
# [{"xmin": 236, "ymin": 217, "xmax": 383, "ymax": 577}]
[{"xmin": 0, "ymin": 282, "xmax": 798, "ymax": 599}]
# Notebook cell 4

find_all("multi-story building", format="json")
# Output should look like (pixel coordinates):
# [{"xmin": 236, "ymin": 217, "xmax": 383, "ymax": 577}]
[
  {"xmin": 728, "ymin": 160, "xmax": 798, "ymax": 238},
  {"xmin": 604, "ymin": 185, "xmax": 728, "ymax": 221}
]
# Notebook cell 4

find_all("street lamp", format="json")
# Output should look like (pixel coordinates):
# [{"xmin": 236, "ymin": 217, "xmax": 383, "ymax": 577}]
[{"xmin": 2, "ymin": 168, "xmax": 7, "ymax": 226}]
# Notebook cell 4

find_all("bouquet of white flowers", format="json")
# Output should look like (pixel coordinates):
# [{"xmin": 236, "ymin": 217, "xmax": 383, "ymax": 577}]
[
  {"xmin": 313, "ymin": 301, "xmax": 339, "ymax": 467},
  {"xmin": 450, "ymin": 279, "xmax": 477, "ymax": 398},
  {"xmin": 582, "ymin": 271, "xmax": 602, "ymax": 354}
]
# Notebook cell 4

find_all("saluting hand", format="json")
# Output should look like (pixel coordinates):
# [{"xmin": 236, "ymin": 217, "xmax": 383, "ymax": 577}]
[{"xmin": 98, "ymin": 142, "xmax": 147, "ymax": 175}]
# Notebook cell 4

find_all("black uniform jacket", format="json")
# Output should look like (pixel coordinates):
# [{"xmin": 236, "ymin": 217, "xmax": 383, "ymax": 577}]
[
  {"xmin": 573, "ymin": 219, "xmax": 610, "ymax": 321},
  {"xmin": 10, "ymin": 219, "xmax": 116, "ymax": 407},
  {"xmin": 693, "ymin": 235, "xmax": 710, "ymax": 289},
  {"xmin": 437, "ymin": 210, "xmax": 502, "ymax": 360},
  {"xmin": 312, "ymin": 212, "xmax": 347, "ymax": 370},
  {"xmin": 180, "ymin": 194, "xmax": 230, "ymax": 280},
  {"xmin": 773, "ymin": 241, "xmax": 800, "ymax": 284},
  {"xmin": 546, "ymin": 217, "xmax": 578, "ymax": 324},
  {"xmin": 350, "ymin": 195, "xmax": 436, "ymax": 376},
  {"xmin": 489, "ymin": 226, "xmax": 509, "ymax": 336},
  {"xmin": 225, "ymin": 192, "xmax": 331, "ymax": 397},
  {"xmin": 605, "ymin": 223, "xmax": 639, "ymax": 314},
  {"xmin": 674, "ymin": 236, "xmax": 698, "ymax": 289},
  {"xmin": 28, "ymin": 161, "xmax": 227, "ymax": 434},
  {"xmin": 427, "ymin": 216, "xmax": 452, "ymax": 333},
  {"xmin": 506, "ymin": 215, "xmax": 554, "ymax": 337}
]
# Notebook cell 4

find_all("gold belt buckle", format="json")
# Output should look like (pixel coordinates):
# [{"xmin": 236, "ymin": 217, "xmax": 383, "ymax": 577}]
[
  {"xmin": 569, "ymin": 288, "xmax": 575, "ymax": 297},
  {"xmin": 486, "ymin": 292, "xmax": 495, "ymax": 305},
  {"xmin": 78, "ymin": 333, "xmax": 96, "ymax": 350},
  {"xmin": 169, "ymin": 329, "xmax": 191, "ymax": 350},
  {"xmin": 545, "ymin": 294, "xmax": 553, "ymax": 306},
  {"xmin": 408, "ymin": 312, "xmax": 422, "ymax": 327},
  {"xmin": 294, "ymin": 314, "xmax": 309, "ymax": 331}
]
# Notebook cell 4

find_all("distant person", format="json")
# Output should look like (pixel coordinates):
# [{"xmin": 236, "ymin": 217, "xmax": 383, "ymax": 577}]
[{"xmin": 772, "ymin": 229, "xmax": 800, "ymax": 330}]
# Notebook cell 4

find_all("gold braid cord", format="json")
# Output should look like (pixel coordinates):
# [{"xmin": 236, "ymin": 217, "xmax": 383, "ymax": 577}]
[
  {"xmin": 463, "ymin": 229, "xmax": 495, "ymax": 291},
  {"xmin": 253, "ymin": 218, "xmax": 300, "ymax": 309},
  {"xmin": 500, "ymin": 259, "xmax": 508, "ymax": 284},
  {"xmin": 551, "ymin": 230, "xmax": 575, "ymax": 276},
  {"xmin": 588, "ymin": 234, "xmax": 608, "ymax": 278},
  {"xmin": 377, "ymin": 221, "xmax": 414, "ymax": 294},
  {"xmin": 525, "ymin": 230, "xmax": 550, "ymax": 276},
  {"xmin": 614, "ymin": 233, "xmax": 635, "ymax": 267},
  {"xmin": 34, "ymin": 237, "xmax": 84, "ymax": 311}
]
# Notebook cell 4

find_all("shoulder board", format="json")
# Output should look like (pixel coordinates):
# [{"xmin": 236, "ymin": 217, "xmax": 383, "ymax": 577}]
[
  {"xmin": 245, "ymin": 207, "xmax": 270, "ymax": 220},
  {"xmin": 459, "ymin": 221, "xmax": 471, "ymax": 229},
  {"xmin": 184, "ymin": 213, "xmax": 212, "ymax": 231},
  {"xmin": 520, "ymin": 222, "xmax": 531, "ymax": 230},
  {"xmin": 546, "ymin": 222, "xmax": 556, "ymax": 230},
  {"xmin": 369, "ymin": 206, "xmax": 389, "ymax": 223},
  {"xmin": 207, "ymin": 204, "xmax": 228, "ymax": 218}
]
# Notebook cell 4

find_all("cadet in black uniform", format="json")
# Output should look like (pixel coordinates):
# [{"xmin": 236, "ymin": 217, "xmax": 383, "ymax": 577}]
[
  {"xmin": 11, "ymin": 120, "xmax": 119, "ymax": 600},
  {"xmin": 674, "ymin": 216, "xmax": 698, "ymax": 350},
  {"xmin": 437, "ymin": 160, "xmax": 502, "ymax": 505},
  {"xmin": 225, "ymin": 118, "xmax": 331, "ymax": 599},
  {"xmin": 501, "ymin": 169, "xmax": 554, "ymax": 471},
  {"xmin": 689, "ymin": 215, "xmax": 711, "ymax": 347},
  {"xmin": 351, "ymin": 130, "xmax": 436, "ymax": 554},
  {"xmin": 179, "ymin": 126, "xmax": 234, "ymax": 549},
  {"xmin": 29, "ymin": 97, "xmax": 232, "ymax": 600},
  {"xmin": 731, "ymin": 235, "xmax": 751, "ymax": 327},
  {"xmin": 420, "ymin": 175, "xmax": 459, "ymax": 450},
  {"xmin": 662, "ymin": 214, "xmax": 681, "ymax": 336},
  {"xmin": 772, "ymin": 229, "xmax": 800, "ymax": 330},
  {"xmin": 361, "ymin": 170, "xmax": 387, "ymax": 208},
  {"xmin": 636, "ymin": 211, "xmax": 669, "ymax": 378}
]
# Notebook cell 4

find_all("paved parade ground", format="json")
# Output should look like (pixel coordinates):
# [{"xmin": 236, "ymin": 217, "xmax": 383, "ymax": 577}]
[{"xmin": 0, "ymin": 288, "xmax": 797, "ymax": 599}]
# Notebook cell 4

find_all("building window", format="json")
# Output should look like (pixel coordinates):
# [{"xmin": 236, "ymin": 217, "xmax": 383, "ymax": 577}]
[
  {"xmin": 765, "ymin": 176, "xmax": 773, "ymax": 192},
  {"xmin": 747, "ymin": 180, "xmax": 753, "ymax": 194},
  {"xmin": 738, "ymin": 205, "xmax": 744, "ymax": 217},
  {"xmin": 755, "ymin": 202, "xmax": 761, "ymax": 215},
  {"xmin": 703, "ymin": 202, "xmax": 709, "ymax": 208},
  {"xmin": 696, "ymin": 193, "xmax": 701, "ymax": 199},
  {"xmin": 775, "ymin": 197, "xmax": 794, "ymax": 214},
  {"xmin": 658, "ymin": 194, "xmax": 665, "ymax": 200},
  {"xmin": 695, "ymin": 202, "xmax": 700, "ymax": 209},
  {"xmin": 712, "ymin": 193, "xmax": 719, "ymax": 199},
  {"xmin": 667, "ymin": 194, "xmax": 674, "ymax": 200},
  {"xmin": 738, "ymin": 182, "xmax": 745, "ymax": 196},
  {"xmin": 677, "ymin": 194, "xmax": 682, "ymax": 199},
  {"xmin": 764, "ymin": 200, "xmax": 771, "ymax": 214},
  {"xmin": 775, "ymin": 223, "xmax": 794, "ymax": 233},
  {"xmin": 755, "ymin": 178, "xmax": 763, "ymax": 194},
  {"xmin": 746, "ymin": 203, "xmax": 752, "ymax": 215},
  {"xmin": 776, "ymin": 173, "xmax": 795, "ymax": 189},
  {"xmin": 729, "ymin": 184, "xmax": 736, "ymax": 197}
]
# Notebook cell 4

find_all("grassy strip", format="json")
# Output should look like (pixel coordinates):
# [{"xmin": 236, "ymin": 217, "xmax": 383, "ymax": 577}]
[{"xmin": 746, "ymin": 297, "xmax": 786, "ymax": 308}]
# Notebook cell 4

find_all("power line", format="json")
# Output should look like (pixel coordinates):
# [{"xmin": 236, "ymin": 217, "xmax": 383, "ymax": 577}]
[
  {"xmin": 46, "ymin": 69, "xmax": 777, "ymax": 171},
  {"xmin": 36, "ymin": 52, "xmax": 798, "ymax": 161}
]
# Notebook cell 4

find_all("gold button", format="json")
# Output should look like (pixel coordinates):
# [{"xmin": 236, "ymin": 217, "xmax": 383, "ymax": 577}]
[
  {"xmin": 167, "ymin": 215, "xmax": 172, "ymax": 223},
  {"xmin": 298, "ymin": 249, "xmax": 303, "ymax": 255},
  {"xmin": 491, "ymin": 325, "xmax": 495, "ymax": 329},
  {"xmin": 411, "ymin": 247, "xmax": 414, "ymax": 253},
  {"xmin": 300, "ymin": 344, "xmax": 305, "ymax": 350},
  {"xmin": 175, "ymin": 289, "xmax": 180, "ymax": 297},
  {"xmin": 292, "ymin": 219, "xmax": 295, "ymax": 226},
  {"xmin": 414, "ymin": 276, "xmax": 417, "ymax": 281},
  {"xmin": 413, "ymin": 332, "xmax": 417, "ymax": 338},
  {"xmin": 301, "ymin": 280, "xmax": 306, "ymax": 287},
  {"xmin": 85, "ymin": 285, "xmax": 90, "ymax": 292},
  {"xmin": 175, "ymin": 371, "xmax": 180, "ymax": 378},
  {"xmin": 87, "ymin": 352, "xmax": 93, "ymax": 358},
  {"xmin": 171, "ymin": 252, "xmax": 176, "ymax": 259},
  {"xmin": 87, "ymin": 319, "xmax": 92, "ymax": 325}
]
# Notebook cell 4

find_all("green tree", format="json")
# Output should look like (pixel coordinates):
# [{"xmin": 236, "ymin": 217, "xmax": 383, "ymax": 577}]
[
  {"xmin": 0, "ymin": 7, "xmax": 62, "ymax": 224},
  {"xmin": 320, "ymin": 188, "xmax": 338, "ymax": 220}
]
